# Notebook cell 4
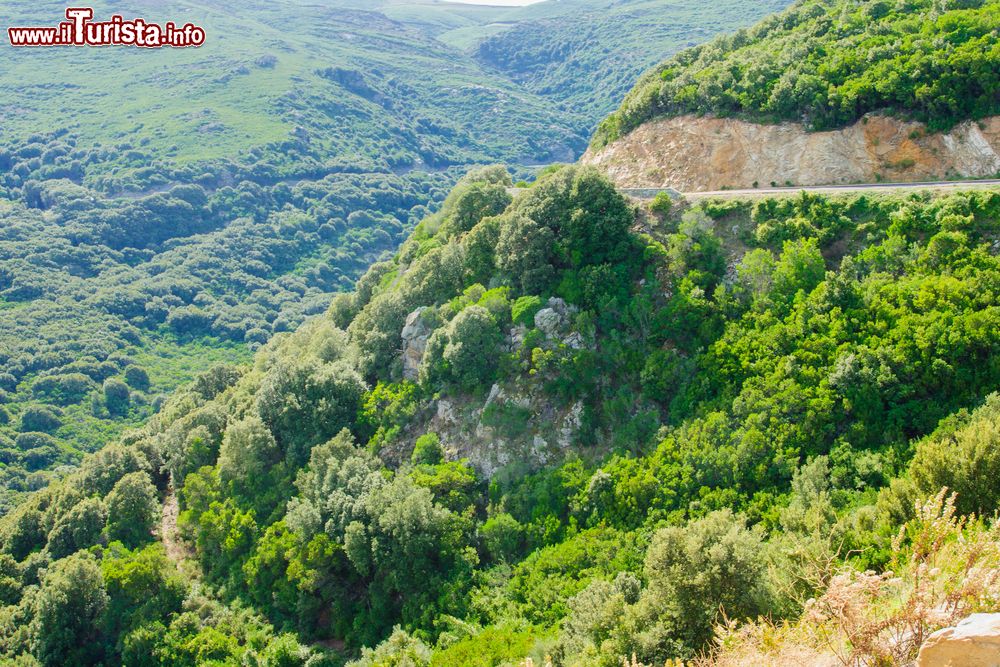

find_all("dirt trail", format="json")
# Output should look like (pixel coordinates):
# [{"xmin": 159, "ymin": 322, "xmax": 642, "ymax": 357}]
[{"xmin": 159, "ymin": 488, "xmax": 195, "ymax": 565}]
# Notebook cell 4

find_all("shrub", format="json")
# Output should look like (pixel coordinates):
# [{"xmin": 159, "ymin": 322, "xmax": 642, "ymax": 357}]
[
  {"xmin": 411, "ymin": 432, "xmax": 444, "ymax": 466},
  {"xmin": 18, "ymin": 406, "xmax": 62, "ymax": 433},
  {"xmin": 123, "ymin": 365, "xmax": 151, "ymax": 391}
]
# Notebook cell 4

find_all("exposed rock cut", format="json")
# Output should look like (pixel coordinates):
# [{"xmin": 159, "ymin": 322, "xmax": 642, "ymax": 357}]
[{"xmin": 583, "ymin": 114, "xmax": 1000, "ymax": 192}]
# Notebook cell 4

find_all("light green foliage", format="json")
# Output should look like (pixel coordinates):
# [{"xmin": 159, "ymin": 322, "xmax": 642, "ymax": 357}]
[
  {"xmin": 909, "ymin": 394, "xmax": 1000, "ymax": 516},
  {"xmin": 649, "ymin": 191, "xmax": 674, "ymax": 215},
  {"xmin": 480, "ymin": 513, "xmax": 527, "ymax": 565},
  {"xmin": 511, "ymin": 295, "xmax": 544, "ymax": 327},
  {"xmin": 630, "ymin": 510, "xmax": 773, "ymax": 656},
  {"xmin": 771, "ymin": 238, "xmax": 826, "ymax": 303},
  {"xmin": 429, "ymin": 624, "xmax": 539, "ymax": 667},
  {"xmin": 347, "ymin": 627, "xmax": 431, "ymax": 667},
  {"xmin": 410, "ymin": 461, "xmax": 479, "ymax": 515},
  {"xmin": 411, "ymin": 433, "xmax": 444, "ymax": 466},
  {"xmin": 101, "ymin": 544, "xmax": 186, "ymax": 644}
]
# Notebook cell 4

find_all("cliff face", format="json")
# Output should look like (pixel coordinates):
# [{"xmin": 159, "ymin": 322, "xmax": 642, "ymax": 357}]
[{"xmin": 582, "ymin": 114, "xmax": 1000, "ymax": 191}]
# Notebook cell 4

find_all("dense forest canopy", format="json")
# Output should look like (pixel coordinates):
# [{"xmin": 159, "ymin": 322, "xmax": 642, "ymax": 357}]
[
  {"xmin": 593, "ymin": 0, "xmax": 1000, "ymax": 148},
  {"xmin": 1, "ymin": 163, "xmax": 998, "ymax": 665}
]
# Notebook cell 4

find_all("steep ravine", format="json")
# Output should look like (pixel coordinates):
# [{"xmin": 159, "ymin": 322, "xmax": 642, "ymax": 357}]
[{"xmin": 582, "ymin": 113, "xmax": 1000, "ymax": 191}]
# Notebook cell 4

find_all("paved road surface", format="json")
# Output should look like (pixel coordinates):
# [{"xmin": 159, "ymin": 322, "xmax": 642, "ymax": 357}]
[{"xmin": 620, "ymin": 179, "xmax": 1000, "ymax": 200}]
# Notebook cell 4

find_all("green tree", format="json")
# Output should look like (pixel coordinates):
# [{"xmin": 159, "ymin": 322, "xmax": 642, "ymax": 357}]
[
  {"xmin": 31, "ymin": 553, "xmax": 108, "ymax": 666},
  {"xmin": 18, "ymin": 406, "xmax": 62, "ymax": 433},
  {"xmin": 218, "ymin": 415, "xmax": 281, "ymax": 500},
  {"xmin": 495, "ymin": 214, "xmax": 555, "ymax": 294},
  {"xmin": 103, "ymin": 378, "xmax": 131, "ymax": 416},
  {"xmin": 411, "ymin": 432, "xmax": 443, "ymax": 466},
  {"xmin": 256, "ymin": 359, "xmax": 366, "ymax": 467},
  {"xmin": 441, "ymin": 306, "xmax": 503, "ymax": 390},
  {"xmin": 910, "ymin": 394, "xmax": 1000, "ymax": 516},
  {"xmin": 46, "ymin": 497, "xmax": 107, "ymax": 558},
  {"xmin": 105, "ymin": 472, "xmax": 159, "ymax": 547},
  {"xmin": 123, "ymin": 365, "xmax": 151, "ymax": 392},
  {"xmin": 632, "ymin": 510, "xmax": 774, "ymax": 655}
]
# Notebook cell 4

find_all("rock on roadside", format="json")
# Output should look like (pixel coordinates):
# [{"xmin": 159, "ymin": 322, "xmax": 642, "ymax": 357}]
[{"xmin": 917, "ymin": 613, "xmax": 1000, "ymax": 667}]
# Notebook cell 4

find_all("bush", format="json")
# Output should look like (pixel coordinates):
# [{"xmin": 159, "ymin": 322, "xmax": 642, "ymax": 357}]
[
  {"xmin": 123, "ymin": 365, "xmax": 150, "ymax": 391},
  {"xmin": 31, "ymin": 373, "xmax": 96, "ymax": 405},
  {"xmin": 411, "ymin": 432, "xmax": 444, "ymax": 466},
  {"xmin": 18, "ymin": 406, "xmax": 62, "ymax": 433},
  {"xmin": 909, "ymin": 394, "xmax": 1000, "ymax": 516},
  {"xmin": 103, "ymin": 379, "xmax": 131, "ymax": 416},
  {"xmin": 511, "ymin": 295, "xmax": 544, "ymax": 327},
  {"xmin": 105, "ymin": 472, "xmax": 159, "ymax": 547},
  {"xmin": 633, "ymin": 510, "xmax": 775, "ymax": 655}
]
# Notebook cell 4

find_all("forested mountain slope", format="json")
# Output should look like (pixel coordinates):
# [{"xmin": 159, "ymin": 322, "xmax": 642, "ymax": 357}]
[
  {"xmin": 0, "ymin": 0, "xmax": 786, "ymax": 507},
  {"xmin": 2, "ymin": 163, "xmax": 998, "ymax": 666},
  {"xmin": 593, "ymin": 0, "xmax": 1000, "ymax": 149},
  {"xmin": 469, "ymin": 0, "xmax": 789, "ymax": 121}
]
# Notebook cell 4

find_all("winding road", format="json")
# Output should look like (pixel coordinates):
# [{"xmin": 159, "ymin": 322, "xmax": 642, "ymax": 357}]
[{"xmin": 619, "ymin": 179, "xmax": 1000, "ymax": 200}]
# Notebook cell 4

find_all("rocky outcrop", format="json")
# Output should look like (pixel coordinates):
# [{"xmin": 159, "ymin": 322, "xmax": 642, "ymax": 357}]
[
  {"xmin": 401, "ymin": 307, "xmax": 431, "ymax": 381},
  {"xmin": 534, "ymin": 297, "xmax": 576, "ymax": 337},
  {"xmin": 582, "ymin": 114, "xmax": 1000, "ymax": 192},
  {"xmin": 917, "ymin": 613, "xmax": 1000, "ymax": 667}
]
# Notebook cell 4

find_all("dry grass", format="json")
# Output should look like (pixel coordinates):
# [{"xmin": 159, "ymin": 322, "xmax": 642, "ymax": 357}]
[{"xmin": 701, "ymin": 489, "xmax": 1000, "ymax": 667}]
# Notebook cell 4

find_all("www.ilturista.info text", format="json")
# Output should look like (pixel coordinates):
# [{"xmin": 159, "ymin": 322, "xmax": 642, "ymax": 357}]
[{"xmin": 7, "ymin": 8, "xmax": 205, "ymax": 48}]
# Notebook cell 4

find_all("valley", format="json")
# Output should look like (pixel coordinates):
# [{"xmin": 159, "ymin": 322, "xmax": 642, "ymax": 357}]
[
  {"xmin": 1, "ymin": 0, "xmax": 999, "ymax": 666},
  {"xmin": 0, "ymin": 0, "xmax": 787, "ymax": 510}
]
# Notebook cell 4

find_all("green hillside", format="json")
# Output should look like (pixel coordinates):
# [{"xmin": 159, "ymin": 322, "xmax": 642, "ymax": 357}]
[
  {"xmin": 593, "ymin": 0, "xmax": 1000, "ymax": 148},
  {"xmin": 2, "ymin": 0, "xmax": 999, "ymax": 665},
  {"xmin": 471, "ymin": 0, "xmax": 789, "ymax": 121},
  {"xmin": 2, "ymin": 165, "xmax": 998, "ymax": 665},
  {"xmin": 0, "ymin": 0, "xmax": 787, "ymax": 508}
]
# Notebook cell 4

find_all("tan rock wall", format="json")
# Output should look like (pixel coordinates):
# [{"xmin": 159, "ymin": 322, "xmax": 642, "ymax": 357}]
[{"xmin": 582, "ymin": 114, "xmax": 1000, "ymax": 192}]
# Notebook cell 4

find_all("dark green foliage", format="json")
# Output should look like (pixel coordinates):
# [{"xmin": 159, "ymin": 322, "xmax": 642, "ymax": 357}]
[
  {"xmin": 105, "ymin": 472, "xmax": 159, "ymax": 548},
  {"xmin": 256, "ymin": 359, "xmax": 366, "ymax": 467},
  {"xmin": 17, "ymin": 406, "xmax": 62, "ymax": 433},
  {"xmin": 439, "ymin": 183, "xmax": 512, "ymax": 237},
  {"xmin": 103, "ymin": 379, "xmax": 131, "ymax": 417},
  {"xmin": 30, "ymin": 553, "xmax": 108, "ymax": 666},
  {"xmin": 47, "ymin": 497, "xmax": 106, "ymax": 559},
  {"xmin": 123, "ymin": 366, "xmax": 151, "ymax": 392},
  {"xmin": 422, "ymin": 306, "xmax": 504, "ymax": 391},
  {"xmin": 31, "ymin": 373, "xmax": 97, "ymax": 406},
  {"xmin": 496, "ymin": 214, "xmax": 557, "ymax": 294}
]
